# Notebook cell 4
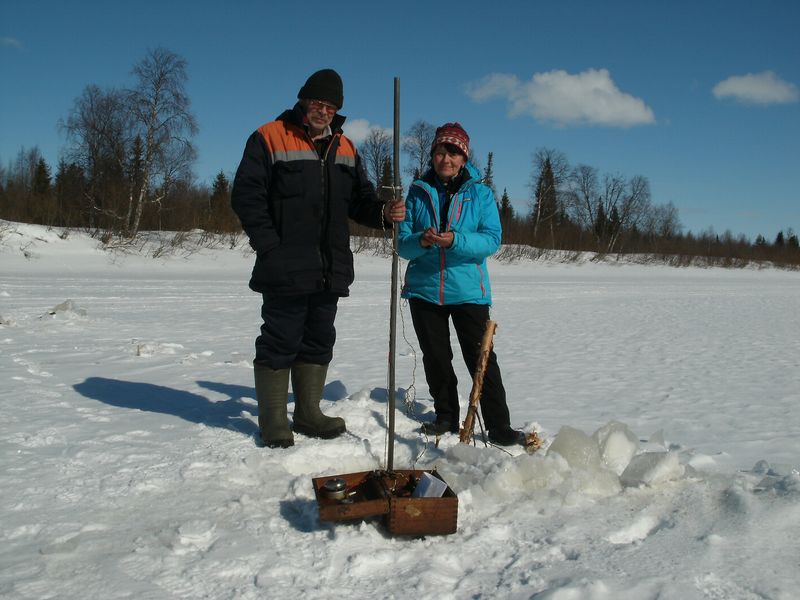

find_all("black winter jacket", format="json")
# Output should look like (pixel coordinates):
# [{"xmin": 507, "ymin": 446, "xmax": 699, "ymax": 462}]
[{"xmin": 231, "ymin": 104, "xmax": 385, "ymax": 296}]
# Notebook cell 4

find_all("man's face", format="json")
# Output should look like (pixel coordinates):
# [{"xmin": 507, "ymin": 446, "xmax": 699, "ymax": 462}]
[{"xmin": 303, "ymin": 99, "xmax": 337, "ymax": 135}]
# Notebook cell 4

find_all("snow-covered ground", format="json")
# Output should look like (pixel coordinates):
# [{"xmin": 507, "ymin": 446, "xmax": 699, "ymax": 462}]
[{"xmin": 1, "ymin": 222, "xmax": 799, "ymax": 600}]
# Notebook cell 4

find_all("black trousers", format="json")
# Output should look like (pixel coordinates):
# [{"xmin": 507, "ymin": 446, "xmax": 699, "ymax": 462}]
[
  {"xmin": 408, "ymin": 299, "xmax": 510, "ymax": 431},
  {"xmin": 254, "ymin": 291, "xmax": 339, "ymax": 370}
]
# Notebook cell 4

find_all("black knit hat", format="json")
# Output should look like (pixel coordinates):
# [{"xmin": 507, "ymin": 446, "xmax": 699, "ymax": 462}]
[{"xmin": 297, "ymin": 69, "xmax": 344, "ymax": 109}]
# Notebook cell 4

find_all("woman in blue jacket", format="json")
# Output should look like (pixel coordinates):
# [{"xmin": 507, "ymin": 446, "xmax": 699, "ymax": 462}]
[{"xmin": 397, "ymin": 123, "xmax": 520, "ymax": 446}]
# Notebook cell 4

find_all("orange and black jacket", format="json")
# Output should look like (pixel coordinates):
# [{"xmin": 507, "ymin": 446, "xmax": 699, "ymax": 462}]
[{"xmin": 232, "ymin": 103, "xmax": 385, "ymax": 296}]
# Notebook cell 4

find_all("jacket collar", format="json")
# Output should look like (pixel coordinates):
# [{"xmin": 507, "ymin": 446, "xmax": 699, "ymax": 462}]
[{"xmin": 420, "ymin": 161, "xmax": 481, "ymax": 193}]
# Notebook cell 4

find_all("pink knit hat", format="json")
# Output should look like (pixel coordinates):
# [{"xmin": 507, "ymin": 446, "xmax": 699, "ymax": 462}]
[{"xmin": 431, "ymin": 122, "xmax": 470, "ymax": 158}]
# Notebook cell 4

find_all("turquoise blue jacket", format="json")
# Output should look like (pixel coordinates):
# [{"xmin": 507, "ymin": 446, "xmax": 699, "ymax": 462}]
[{"xmin": 398, "ymin": 161, "xmax": 501, "ymax": 305}]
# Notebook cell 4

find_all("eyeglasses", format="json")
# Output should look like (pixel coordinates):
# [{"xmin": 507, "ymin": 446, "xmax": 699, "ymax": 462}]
[{"xmin": 307, "ymin": 99, "xmax": 337, "ymax": 115}]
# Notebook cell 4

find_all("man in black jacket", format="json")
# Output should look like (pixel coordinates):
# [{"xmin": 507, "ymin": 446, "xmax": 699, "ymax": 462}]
[{"xmin": 232, "ymin": 68, "xmax": 404, "ymax": 448}]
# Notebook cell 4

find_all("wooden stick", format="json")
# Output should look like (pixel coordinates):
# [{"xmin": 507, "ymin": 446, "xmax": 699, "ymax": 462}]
[{"xmin": 459, "ymin": 320, "xmax": 497, "ymax": 444}]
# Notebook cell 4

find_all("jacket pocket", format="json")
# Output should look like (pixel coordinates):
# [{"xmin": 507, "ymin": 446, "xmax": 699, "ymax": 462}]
[
  {"xmin": 272, "ymin": 161, "xmax": 304, "ymax": 199},
  {"xmin": 253, "ymin": 245, "xmax": 292, "ymax": 287},
  {"xmin": 452, "ymin": 196, "xmax": 472, "ymax": 227}
]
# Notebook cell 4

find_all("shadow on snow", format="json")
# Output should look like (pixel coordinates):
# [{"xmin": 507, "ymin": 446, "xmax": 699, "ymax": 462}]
[
  {"xmin": 73, "ymin": 377, "xmax": 259, "ymax": 437},
  {"xmin": 72, "ymin": 376, "xmax": 355, "ymax": 439}
]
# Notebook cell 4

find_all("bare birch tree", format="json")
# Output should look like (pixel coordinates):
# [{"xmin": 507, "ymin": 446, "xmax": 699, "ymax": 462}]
[
  {"xmin": 644, "ymin": 201, "xmax": 682, "ymax": 240},
  {"xmin": 607, "ymin": 175, "xmax": 651, "ymax": 252},
  {"xmin": 564, "ymin": 163, "xmax": 600, "ymax": 231},
  {"xmin": 62, "ymin": 48, "xmax": 197, "ymax": 236},
  {"xmin": 564, "ymin": 165, "xmax": 652, "ymax": 252},
  {"xmin": 359, "ymin": 127, "xmax": 392, "ymax": 189},
  {"xmin": 126, "ymin": 47, "xmax": 197, "ymax": 237},
  {"xmin": 402, "ymin": 120, "xmax": 435, "ymax": 179}
]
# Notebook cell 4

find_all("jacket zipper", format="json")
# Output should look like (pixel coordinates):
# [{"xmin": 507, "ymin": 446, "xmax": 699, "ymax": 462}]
[
  {"xmin": 416, "ymin": 184, "xmax": 447, "ymax": 305},
  {"xmin": 417, "ymin": 177, "xmax": 477, "ymax": 305},
  {"xmin": 306, "ymin": 130, "xmax": 338, "ymax": 289}
]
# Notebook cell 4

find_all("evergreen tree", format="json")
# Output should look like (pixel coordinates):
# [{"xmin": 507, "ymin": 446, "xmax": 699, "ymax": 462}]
[
  {"xmin": 608, "ymin": 205, "xmax": 621, "ymax": 242},
  {"xmin": 31, "ymin": 157, "xmax": 54, "ymax": 225},
  {"xmin": 208, "ymin": 170, "xmax": 233, "ymax": 232},
  {"xmin": 54, "ymin": 160, "xmax": 87, "ymax": 227},
  {"xmin": 483, "ymin": 152, "xmax": 497, "ymax": 198},
  {"xmin": 378, "ymin": 158, "xmax": 394, "ymax": 203},
  {"xmin": 775, "ymin": 231, "xmax": 785, "ymax": 247},
  {"xmin": 499, "ymin": 188, "xmax": 514, "ymax": 222},
  {"xmin": 32, "ymin": 157, "xmax": 52, "ymax": 197},
  {"xmin": 533, "ymin": 157, "xmax": 557, "ymax": 236},
  {"xmin": 211, "ymin": 171, "xmax": 229, "ymax": 199},
  {"xmin": 594, "ymin": 201, "xmax": 607, "ymax": 244}
]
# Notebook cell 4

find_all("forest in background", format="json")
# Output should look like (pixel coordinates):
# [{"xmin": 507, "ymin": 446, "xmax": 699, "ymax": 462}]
[{"xmin": 2, "ymin": 48, "xmax": 798, "ymax": 268}]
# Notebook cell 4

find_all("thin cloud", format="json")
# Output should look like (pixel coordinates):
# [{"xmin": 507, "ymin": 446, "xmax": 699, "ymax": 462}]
[
  {"xmin": 713, "ymin": 71, "xmax": 799, "ymax": 105},
  {"xmin": 1, "ymin": 36, "xmax": 24, "ymax": 49},
  {"xmin": 342, "ymin": 118, "xmax": 391, "ymax": 144},
  {"xmin": 465, "ymin": 69, "xmax": 655, "ymax": 128}
]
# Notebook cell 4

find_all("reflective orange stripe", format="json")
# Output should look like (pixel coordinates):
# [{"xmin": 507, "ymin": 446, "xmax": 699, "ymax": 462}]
[{"xmin": 257, "ymin": 120, "xmax": 357, "ymax": 165}]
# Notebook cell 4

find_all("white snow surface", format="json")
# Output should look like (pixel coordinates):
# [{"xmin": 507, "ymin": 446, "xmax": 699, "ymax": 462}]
[{"xmin": 2, "ymin": 222, "xmax": 799, "ymax": 600}]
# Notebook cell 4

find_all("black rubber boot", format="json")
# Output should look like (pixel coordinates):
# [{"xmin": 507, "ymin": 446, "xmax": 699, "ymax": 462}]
[
  {"xmin": 291, "ymin": 363, "xmax": 346, "ymax": 439},
  {"xmin": 488, "ymin": 425, "xmax": 524, "ymax": 446},
  {"xmin": 254, "ymin": 364, "xmax": 294, "ymax": 448},
  {"xmin": 421, "ymin": 419, "xmax": 460, "ymax": 435}
]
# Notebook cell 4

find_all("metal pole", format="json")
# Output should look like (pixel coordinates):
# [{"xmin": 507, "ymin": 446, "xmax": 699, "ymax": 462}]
[{"xmin": 387, "ymin": 77, "xmax": 400, "ymax": 472}]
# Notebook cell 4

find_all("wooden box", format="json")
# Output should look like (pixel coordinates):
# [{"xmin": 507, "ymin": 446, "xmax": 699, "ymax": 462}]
[{"xmin": 312, "ymin": 469, "xmax": 458, "ymax": 536}]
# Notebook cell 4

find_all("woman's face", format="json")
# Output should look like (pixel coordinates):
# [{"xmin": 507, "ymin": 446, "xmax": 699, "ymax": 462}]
[{"xmin": 432, "ymin": 144, "xmax": 466, "ymax": 182}]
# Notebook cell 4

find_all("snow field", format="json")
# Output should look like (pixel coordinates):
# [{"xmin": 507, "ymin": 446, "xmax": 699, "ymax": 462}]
[{"xmin": 1, "ymin": 223, "xmax": 799, "ymax": 599}]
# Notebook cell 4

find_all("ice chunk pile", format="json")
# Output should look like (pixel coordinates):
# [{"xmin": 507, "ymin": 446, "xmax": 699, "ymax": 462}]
[{"xmin": 547, "ymin": 421, "xmax": 684, "ymax": 488}]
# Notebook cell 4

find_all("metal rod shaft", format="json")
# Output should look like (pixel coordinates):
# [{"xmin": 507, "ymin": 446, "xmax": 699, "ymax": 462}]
[{"xmin": 387, "ymin": 77, "xmax": 400, "ymax": 471}]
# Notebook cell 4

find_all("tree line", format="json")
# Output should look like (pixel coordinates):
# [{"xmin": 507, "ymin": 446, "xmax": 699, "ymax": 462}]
[
  {"xmin": 1, "ymin": 49, "xmax": 798, "ymax": 267},
  {"xmin": 0, "ymin": 48, "xmax": 237, "ymax": 238},
  {"xmin": 355, "ymin": 119, "xmax": 800, "ymax": 267}
]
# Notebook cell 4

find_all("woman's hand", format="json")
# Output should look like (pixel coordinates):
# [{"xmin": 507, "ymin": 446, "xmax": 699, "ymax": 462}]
[{"xmin": 420, "ymin": 227, "xmax": 454, "ymax": 249}]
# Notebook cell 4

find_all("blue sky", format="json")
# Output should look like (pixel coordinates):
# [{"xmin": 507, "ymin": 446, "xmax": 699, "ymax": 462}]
[{"xmin": 2, "ymin": 0, "xmax": 798, "ymax": 240}]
